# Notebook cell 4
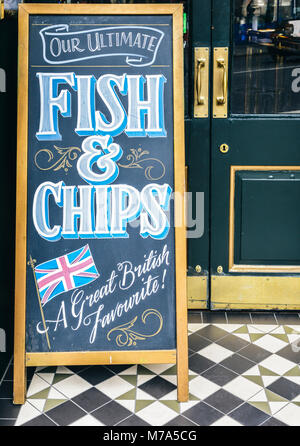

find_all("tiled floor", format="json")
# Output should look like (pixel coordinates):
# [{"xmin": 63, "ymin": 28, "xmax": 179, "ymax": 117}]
[{"xmin": 1, "ymin": 311, "xmax": 300, "ymax": 426}]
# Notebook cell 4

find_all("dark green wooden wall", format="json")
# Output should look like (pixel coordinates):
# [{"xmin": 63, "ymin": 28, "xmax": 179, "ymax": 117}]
[{"xmin": 0, "ymin": 14, "xmax": 17, "ymax": 376}]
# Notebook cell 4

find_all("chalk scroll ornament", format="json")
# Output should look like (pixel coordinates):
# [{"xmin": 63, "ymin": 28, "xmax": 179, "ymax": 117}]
[
  {"xmin": 39, "ymin": 25, "xmax": 164, "ymax": 67},
  {"xmin": 34, "ymin": 146, "xmax": 82, "ymax": 173},
  {"xmin": 118, "ymin": 148, "xmax": 166, "ymax": 181},
  {"xmin": 107, "ymin": 309, "xmax": 163, "ymax": 347}
]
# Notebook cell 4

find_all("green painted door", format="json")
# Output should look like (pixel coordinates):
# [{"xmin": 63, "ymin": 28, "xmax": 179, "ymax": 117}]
[
  {"xmin": 186, "ymin": 0, "xmax": 300, "ymax": 309},
  {"xmin": 210, "ymin": 0, "xmax": 300, "ymax": 309}
]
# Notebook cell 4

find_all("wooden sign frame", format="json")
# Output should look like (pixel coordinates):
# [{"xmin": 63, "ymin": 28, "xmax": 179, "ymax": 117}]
[{"xmin": 14, "ymin": 3, "xmax": 188, "ymax": 404}]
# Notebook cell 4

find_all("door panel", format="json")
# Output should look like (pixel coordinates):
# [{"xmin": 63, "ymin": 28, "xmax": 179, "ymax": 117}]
[
  {"xmin": 210, "ymin": 0, "xmax": 300, "ymax": 309},
  {"xmin": 233, "ymin": 170, "xmax": 300, "ymax": 265}
]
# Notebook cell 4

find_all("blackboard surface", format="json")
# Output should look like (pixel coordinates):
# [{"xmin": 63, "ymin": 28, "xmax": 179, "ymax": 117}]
[
  {"xmin": 25, "ymin": 13, "xmax": 176, "ymax": 353},
  {"xmin": 14, "ymin": 4, "xmax": 188, "ymax": 405}
]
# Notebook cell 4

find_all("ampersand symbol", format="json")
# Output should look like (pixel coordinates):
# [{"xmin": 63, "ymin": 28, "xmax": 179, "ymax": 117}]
[{"xmin": 77, "ymin": 135, "xmax": 123, "ymax": 185}]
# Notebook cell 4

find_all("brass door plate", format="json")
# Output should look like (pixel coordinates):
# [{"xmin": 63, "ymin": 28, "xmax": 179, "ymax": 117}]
[
  {"xmin": 194, "ymin": 47, "xmax": 209, "ymax": 118},
  {"xmin": 213, "ymin": 47, "xmax": 228, "ymax": 118},
  {"xmin": 211, "ymin": 275, "xmax": 300, "ymax": 310},
  {"xmin": 187, "ymin": 276, "xmax": 208, "ymax": 309}
]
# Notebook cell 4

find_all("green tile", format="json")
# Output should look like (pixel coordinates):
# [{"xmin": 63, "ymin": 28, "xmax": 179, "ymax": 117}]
[
  {"xmin": 188, "ymin": 374, "xmax": 199, "ymax": 382},
  {"xmin": 249, "ymin": 333, "xmax": 265, "ymax": 342},
  {"xmin": 161, "ymin": 400, "xmax": 180, "ymax": 414},
  {"xmin": 135, "ymin": 400, "xmax": 155, "ymax": 412},
  {"xmin": 259, "ymin": 366, "xmax": 278, "ymax": 376},
  {"xmin": 120, "ymin": 375, "xmax": 137, "ymax": 386},
  {"xmin": 244, "ymin": 375, "xmax": 264, "ymax": 387},
  {"xmin": 271, "ymin": 334, "xmax": 289, "ymax": 343},
  {"xmin": 52, "ymin": 374, "xmax": 71, "ymax": 385},
  {"xmin": 265, "ymin": 389, "xmax": 287, "ymax": 403},
  {"xmin": 44, "ymin": 398, "xmax": 66, "ymax": 412},
  {"xmin": 284, "ymin": 366, "xmax": 300, "ymax": 377},
  {"xmin": 117, "ymin": 389, "xmax": 136, "ymax": 400},
  {"xmin": 28, "ymin": 387, "xmax": 50, "ymax": 400},
  {"xmin": 234, "ymin": 325, "xmax": 248, "ymax": 334},
  {"xmin": 161, "ymin": 365, "xmax": 177, "ymax": 375},
  {"xmin": 249, "ymin": 401, "xmax": 271, "ymax": 415},
  {"xmin": 284, "ymin": 326, "xmax": 300, "ymax": 334},
  {"xmin": 137, "ymin": 365, "xmax": 155, "ymax": 375}
]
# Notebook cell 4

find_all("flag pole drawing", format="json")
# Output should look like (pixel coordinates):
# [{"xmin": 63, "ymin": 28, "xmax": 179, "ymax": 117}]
[
  {"xmin": 28, "ymin": 255, "xmax": 51, "ymax": 350},
  {"xmin": 30, "ymin": 245, "xmax": 100, "ymax": 349}
]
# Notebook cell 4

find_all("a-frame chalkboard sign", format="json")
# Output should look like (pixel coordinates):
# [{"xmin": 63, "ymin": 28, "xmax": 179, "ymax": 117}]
[{"xmin": 14, "ymin": 3, "xmax": 188, "ymax": 404}]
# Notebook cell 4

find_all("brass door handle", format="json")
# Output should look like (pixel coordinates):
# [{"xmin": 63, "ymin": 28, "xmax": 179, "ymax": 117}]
[
  {"xmin": 194, "ymin": 47, "xmax": 209, "ymax": 118},
  {"xmin": 216, "ymin": 58, "xmax": 227, "ymax": 105},
  {"xmin": 213, "ymin": 47, "xmax": 228, "ymax": 118},
  {"xmin": 196, "ymin": 58, "xmax": 206, "ymax": 105}
]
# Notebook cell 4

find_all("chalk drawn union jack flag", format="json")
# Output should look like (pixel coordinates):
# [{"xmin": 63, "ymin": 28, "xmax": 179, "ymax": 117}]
[{"xmin": 34, "ymin": 245, "xmax": 100, "ymax": 306}]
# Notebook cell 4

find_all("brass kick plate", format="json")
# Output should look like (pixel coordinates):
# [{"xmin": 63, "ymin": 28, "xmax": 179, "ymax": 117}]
[
  {"xmin": 213, "ymin": 47, "xmax": 228, "ymax": 118},
  {"xmin": 187, "ymin": 276, "xmax": 208, "ymax": 309},
  {"xmin": 211, "ymin": 275, "xmax": 300, "ymax": 310},
  {"xmin": 194, "ymin": 47, "xmax": 209, "ymax": 118}
]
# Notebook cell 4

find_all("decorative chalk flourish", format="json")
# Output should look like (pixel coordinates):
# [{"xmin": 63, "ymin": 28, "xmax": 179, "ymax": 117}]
[
  {"xmin": 118, "ymin": 147, "xmax": 166, "ymax": 180},
  {"xmin": 107, "ymin": 308, "xmax": 163, "ymax": 347},
  {"xmin": 34, "ymin": 146, "xmax": 81, "ymax": 173}
]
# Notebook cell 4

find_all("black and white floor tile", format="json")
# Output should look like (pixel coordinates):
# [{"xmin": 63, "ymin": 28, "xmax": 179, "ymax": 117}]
[{"xmin": 1, "ymin": 311, "xmax": 300, "ymax": 426}]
